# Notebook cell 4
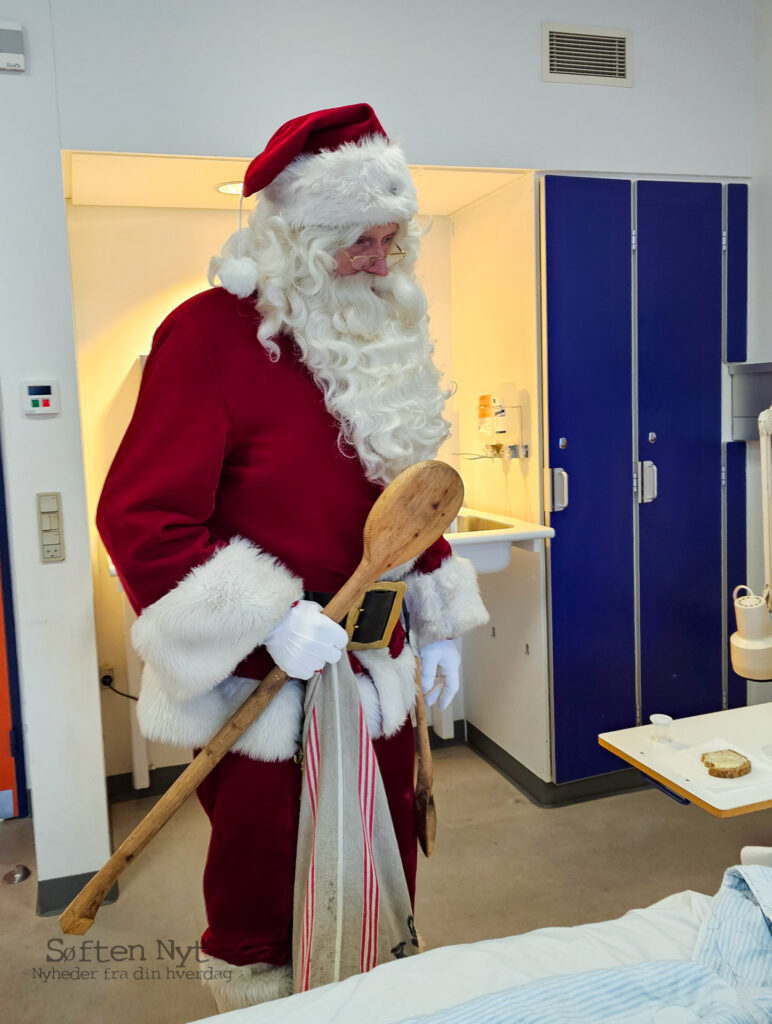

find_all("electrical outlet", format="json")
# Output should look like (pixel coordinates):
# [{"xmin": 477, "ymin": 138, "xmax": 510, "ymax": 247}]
[{"xmin": 99, "ymin": 666, "xmax": 115, "ymax": 687}]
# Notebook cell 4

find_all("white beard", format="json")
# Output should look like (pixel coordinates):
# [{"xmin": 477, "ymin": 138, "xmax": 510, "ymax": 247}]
[{"xmin": 260, "ymin": 264, "xmax": 450, "ymax": 484}]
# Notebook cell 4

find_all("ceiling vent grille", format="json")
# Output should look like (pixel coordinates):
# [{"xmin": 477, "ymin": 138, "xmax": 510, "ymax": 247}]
[{"xmin": 542, "ymin": 23, "xmax": 632, "ymax": 87}]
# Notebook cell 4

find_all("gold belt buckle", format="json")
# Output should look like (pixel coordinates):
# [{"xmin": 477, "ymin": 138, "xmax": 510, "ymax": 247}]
[{"xmin": 345, "ymin": 580, "xmax": 407, "ymax": 651}]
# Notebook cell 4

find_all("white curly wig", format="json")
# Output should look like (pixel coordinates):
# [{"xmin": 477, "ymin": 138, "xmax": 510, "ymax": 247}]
[{"xmin": 209, "ymin": 202, "xmax": 450, "ymax": 485}]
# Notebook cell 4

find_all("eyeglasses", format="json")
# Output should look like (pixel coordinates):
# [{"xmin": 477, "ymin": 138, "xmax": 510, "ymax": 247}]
[{"xmin": 340, "ymin": 243, "xmax": 406, "ymax": 270}]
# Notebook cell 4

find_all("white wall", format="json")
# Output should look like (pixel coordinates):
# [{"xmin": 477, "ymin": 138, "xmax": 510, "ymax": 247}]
[
  {"xmin": 451, "ymin": 176, "xmax": 541, "ymax": 520},
  {"xmin": 742, "ymin": 0, "xmax": 772, "ymax": 704},
  {"xmin": 69, "ymin": 205, "xmax": 235, "ymax": 776},
  {"xmin": 1, "ymin": 0, "xmax": 763, "ymax": 884},
  {"xmin": 746, "ymin": 0, "xmax": 772, "ymax": 591},
  {"xmin": 750, "ymin": 0, "xmax": 772, "ymax": 364},
  {"xmin": 0, "ymin": 2, "xmax": 110, "ymax": 880},
  {"xmin": 48, "ymin": 0, "xmax": 753, "ymax": 177}
]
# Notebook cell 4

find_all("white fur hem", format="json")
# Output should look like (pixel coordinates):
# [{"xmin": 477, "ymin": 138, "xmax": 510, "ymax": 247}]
[
  {"xmin": 131, "ymin": 537, "xmax": 303, "ymax": 701},
  {"xmin": 137, "ymin": 667, "xmax": 304, "ymax": 762},
  {"xmin": 137, "ymin": 650, "xmax": 416, "ymax": 760},
  {"xmin": 404, "ymin": 554, "xmax": 489, "ymax": 650},
  {"xmin": 356, "ymin": 644, "xmax": 417, "ymax": 738}
]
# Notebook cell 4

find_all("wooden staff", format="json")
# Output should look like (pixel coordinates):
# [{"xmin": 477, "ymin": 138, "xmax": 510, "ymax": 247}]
[
  {"xmin": 60, "ymin": 460, "xmax": 463, "ymax": 935},
  {"xmin": 413, "ymin": 658, "xmax": 437, "ymax": 857}
]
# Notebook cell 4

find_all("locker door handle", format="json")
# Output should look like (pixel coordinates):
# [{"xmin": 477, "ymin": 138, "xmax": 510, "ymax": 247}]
[
  {"xmin": 638, "ymin": 460, "xmax": 658, "ymax": 503},
  {"xmin": 551, "ymin": 468, "xmax": 569, "ymax": 511}
]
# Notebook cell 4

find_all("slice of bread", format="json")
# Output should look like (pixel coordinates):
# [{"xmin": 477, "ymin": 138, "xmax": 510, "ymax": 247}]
[{"xmin": 700, "ymin": 749, "xmax": 751, "ymax": 778}]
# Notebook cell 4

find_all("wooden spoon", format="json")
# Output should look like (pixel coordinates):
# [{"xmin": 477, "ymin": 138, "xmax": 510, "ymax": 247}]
[
  {"xmin": 413, "ymin": 657, "xmax": 437, "ymax": 857},
  {"xmin": 60, "ymin": 459, "xmax": 463, "ymax": 935}
]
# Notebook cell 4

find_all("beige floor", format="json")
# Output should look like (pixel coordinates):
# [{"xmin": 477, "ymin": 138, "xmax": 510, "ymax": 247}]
[{"xmin": 2, "ymin": 745, "xmax": 771, "ymax": 1024}]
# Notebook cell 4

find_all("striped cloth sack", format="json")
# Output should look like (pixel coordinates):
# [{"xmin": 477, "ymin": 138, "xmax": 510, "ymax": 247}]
[{"xmin": 292, "ymin": 655, "xmax": 419, "ymax": 992}]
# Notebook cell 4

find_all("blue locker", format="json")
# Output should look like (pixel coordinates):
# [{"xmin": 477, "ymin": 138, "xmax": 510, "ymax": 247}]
[
  {"xmin": 544, "ymin": 175, "xmax": 636, "ymax": 783},
  {"xmin": 637, "ymin": 182, "xmax": 723, "ymax": 722},
  {"xmin": 727, "ymin": 184, "xmax": 749, "ymax": 365},
  {"xmin": 726, "ymin": 183, "xmax": 748, "ymax": 709},
  {"xmin": 545, "ymin": 177, "xmax": 744, "ymax": 788}
]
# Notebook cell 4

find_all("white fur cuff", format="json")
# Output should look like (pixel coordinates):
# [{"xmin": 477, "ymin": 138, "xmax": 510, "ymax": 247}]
[
  {"xmin": 131, "ymin": 537, "xmax": 303, "ymax": 701},
  {"xmin": 137, "ymin": 667, "xmax": 304, "ymax": 762},
  {"xmin": 404, "ymin": 554, "xmax": 489, "ymax": 650}
]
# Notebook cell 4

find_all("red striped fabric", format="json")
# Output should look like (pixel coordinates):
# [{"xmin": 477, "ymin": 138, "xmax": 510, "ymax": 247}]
[
  {"xmin": 358, "ymin": 706, "xmax": 379, "ymax": 973},
  {"xmin": 292, "ymin": 659, "xmax": 417, "ymax": 993},
  {"xmin": 299, "ymin": 709, "xmax": 321, "ymax": 991}
]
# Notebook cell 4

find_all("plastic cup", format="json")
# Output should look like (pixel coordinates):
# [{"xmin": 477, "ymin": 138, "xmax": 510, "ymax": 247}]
[{"xmin": 649, "ymin": 713, "xmax": 673, "ymax": 742}]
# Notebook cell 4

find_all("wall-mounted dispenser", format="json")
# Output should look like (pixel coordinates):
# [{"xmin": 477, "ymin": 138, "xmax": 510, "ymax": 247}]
[{"xmin": 469, "ymin": 385, "xmax": 528, "ymax": 460}]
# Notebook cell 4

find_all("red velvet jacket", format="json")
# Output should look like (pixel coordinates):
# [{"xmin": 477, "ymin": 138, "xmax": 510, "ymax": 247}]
[{"xmin": 97, "ymin": 287, "xmax": 487, "ymax": 760}]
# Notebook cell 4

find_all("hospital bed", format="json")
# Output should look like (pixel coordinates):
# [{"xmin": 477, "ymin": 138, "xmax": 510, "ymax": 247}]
[{"xmin": 193, "ymin": 849, "xmax": 772, "ymax": 1024}]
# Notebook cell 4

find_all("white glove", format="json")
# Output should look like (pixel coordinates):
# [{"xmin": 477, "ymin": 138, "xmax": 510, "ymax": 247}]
[
  {"xmin": 419, "ymin": 638, "xmax": 461, "ymax": 711},
  {"xmin": 265, "ymin": 600, "xmax": 348, "ymax": 680}
]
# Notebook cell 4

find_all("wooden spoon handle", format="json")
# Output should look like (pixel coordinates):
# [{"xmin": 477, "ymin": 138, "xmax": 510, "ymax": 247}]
[
  {"xmin": 59, "ymin": 577, "xmax": 372, "ymax": 935},
  {"xmin": 414, "ymin": 657, "xmax": 437, "ymax": 858},
  {"xmin": 414, "ymin": 658, "xmax": 434, "ymax": 795}
]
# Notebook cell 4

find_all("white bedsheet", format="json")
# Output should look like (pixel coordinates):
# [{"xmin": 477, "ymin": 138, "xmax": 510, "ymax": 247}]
[
  {"xmin": 391, "ymin": 866, "xmax": 772, "ymax": 1024},
  {"xmin": 198, "ymin": 889, "xmax": 712, "ymax": 1024}
]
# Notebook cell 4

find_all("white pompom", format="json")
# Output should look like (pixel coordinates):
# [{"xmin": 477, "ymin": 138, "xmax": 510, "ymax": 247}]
[{"xmin": 217, "ymin": 256, "xmax": 259, "ymax": 298}]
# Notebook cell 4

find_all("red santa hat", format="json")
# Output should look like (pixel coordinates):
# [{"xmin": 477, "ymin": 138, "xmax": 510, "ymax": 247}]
[{"xmin": 214, "ymin": 103, "xmax": 418, "ymax": 298}]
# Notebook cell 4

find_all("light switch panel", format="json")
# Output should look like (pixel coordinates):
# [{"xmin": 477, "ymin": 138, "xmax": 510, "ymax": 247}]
[{"xmin": 37, "ymin": 493, "xmax": 64, "ymax": 562}]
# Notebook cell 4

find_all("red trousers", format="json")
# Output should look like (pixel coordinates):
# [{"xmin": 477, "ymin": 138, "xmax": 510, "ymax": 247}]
[{"xmin": 196, "ymin": 718, "xmax": 417, "ymax": 967}]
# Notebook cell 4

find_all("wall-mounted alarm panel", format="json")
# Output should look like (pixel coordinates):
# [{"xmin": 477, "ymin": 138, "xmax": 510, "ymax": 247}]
[{"xmin": 22, "ymin": 381, "xmax": 60, "ymax": 416}]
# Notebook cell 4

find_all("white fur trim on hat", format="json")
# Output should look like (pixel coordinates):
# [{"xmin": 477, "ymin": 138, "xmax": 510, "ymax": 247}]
[
  {"xmin": 131, "ymin": 537, "xmax": 303, "ymax": 702},
  {"xmin": 207, "ymin": 229, "xmax": 259, "ymax": 298},
  {"xmin": 211, "ymin": 255, "xmax": 259, "ymax": 299},
  {"xmin": 265, "ymin": 135, "xmax": 418, "ymax": 228},
  {"xmin": 404, "ymin": 554, "xmax": 489, "ymax": 651}
]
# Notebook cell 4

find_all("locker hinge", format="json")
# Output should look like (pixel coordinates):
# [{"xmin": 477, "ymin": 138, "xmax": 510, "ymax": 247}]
[
  {"xmin": 633, "ymin": 470, "xmax": 638, "ymax": 496},
  {"xmin": 722, "ymin": 229, "xmax": 728, "ymax": 253},
  {"xmin": 631, "ymin": 228, "xmax": 637, "ymax": 252},
  {"xmin": 721, "ymin": 466, "xmax": 727, "ymax": 487}
]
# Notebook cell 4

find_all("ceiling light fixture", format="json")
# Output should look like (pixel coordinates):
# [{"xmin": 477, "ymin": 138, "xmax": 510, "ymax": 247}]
[{"xmin": 215, "ymin": 181, "xmax": 243, "ymax": 195}]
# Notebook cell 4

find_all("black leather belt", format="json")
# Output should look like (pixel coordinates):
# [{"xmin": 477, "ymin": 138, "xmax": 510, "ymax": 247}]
[{"xmin": 304, "ymin": 581, "xmax": 406, "ymax": 651}]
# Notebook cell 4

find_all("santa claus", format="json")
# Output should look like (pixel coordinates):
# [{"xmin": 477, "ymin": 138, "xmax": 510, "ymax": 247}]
[{"xmin": 97, "ymin": 103, "xmax": 488, "ymax": 1012}]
